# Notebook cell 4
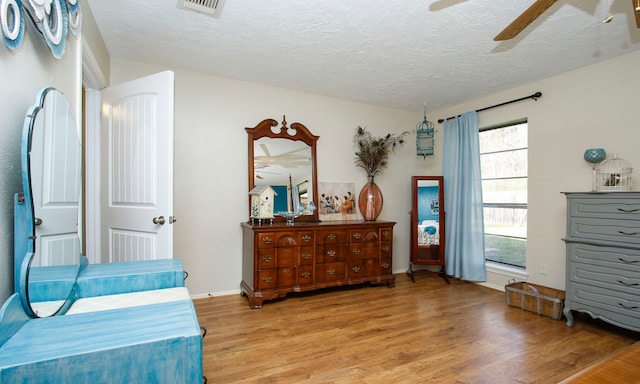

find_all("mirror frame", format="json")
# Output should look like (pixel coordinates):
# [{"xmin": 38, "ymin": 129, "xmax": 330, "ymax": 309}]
[
  {"xmin": 246, "ymin": 117, "xmax": 319, "ymax": 223},
  {"xmin": 16, "ymin": 87, "xmax": 84, "ymax": 317},
  {"xmin": 408, "ymin": 175, "xmax": 448, "ymax": 282}
]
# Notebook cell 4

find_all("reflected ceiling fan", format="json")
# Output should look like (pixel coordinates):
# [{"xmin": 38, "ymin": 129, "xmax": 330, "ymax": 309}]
[
  {"xmin": 494, "ymin": 0, "xmax": 640, "ymax": 41},
  {"xmin": 254, "ymin": 143, "xmax": 310, "ymax": 169}
]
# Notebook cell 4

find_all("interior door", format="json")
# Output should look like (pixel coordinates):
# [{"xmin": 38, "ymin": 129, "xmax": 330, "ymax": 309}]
[{"xmin": 99, "ymin": 71, "xmax": 175, "ymax": 262}]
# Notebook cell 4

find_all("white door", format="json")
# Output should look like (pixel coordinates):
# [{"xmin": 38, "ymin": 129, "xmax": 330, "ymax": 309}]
[{"xmin": 99, "ymin": 71, "xmax": 175, "ymax": 262}]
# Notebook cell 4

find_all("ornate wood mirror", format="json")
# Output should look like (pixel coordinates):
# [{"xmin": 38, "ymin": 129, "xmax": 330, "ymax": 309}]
[
  {"xmin": 246, "ymin": 117, "xmax": 319, "ymax": 223},
  {"xmin": 407, "ymin": 176, "xmax": 448, "ymax": 283}
]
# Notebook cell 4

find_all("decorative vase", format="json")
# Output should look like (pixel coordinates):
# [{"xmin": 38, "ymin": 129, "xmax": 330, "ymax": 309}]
[{"xmin": 358, "ymin": 177, "xmax": 383, "ymax": 221}]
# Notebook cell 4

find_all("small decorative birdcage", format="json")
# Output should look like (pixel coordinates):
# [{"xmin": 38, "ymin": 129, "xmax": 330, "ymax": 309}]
[{"xmin": 595, "ymin": 155, "xmax": 632, "ymax": 191}]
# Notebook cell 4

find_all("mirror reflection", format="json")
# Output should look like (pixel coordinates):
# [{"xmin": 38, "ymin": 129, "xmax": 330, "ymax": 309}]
[
  {"xmin": 253, "ymin": 137, "xmax": 312, "ymax": 213},
  {"xmin": 20, "ymin": 87, "xmax": 82, "ymax": 317}
]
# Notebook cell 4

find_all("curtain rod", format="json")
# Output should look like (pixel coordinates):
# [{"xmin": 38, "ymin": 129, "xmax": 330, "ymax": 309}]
[{"xmin": 436, "ymin": 91, "xmax": 542, "ymax": 124}]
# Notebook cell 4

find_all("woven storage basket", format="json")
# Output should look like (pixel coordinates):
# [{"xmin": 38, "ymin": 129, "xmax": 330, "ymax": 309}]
[{"xmin": 505, "ymin": 282, "xmax": 565, "ymax": 320}]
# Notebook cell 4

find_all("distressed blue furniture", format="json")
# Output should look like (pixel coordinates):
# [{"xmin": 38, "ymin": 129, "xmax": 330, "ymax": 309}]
[{"xmin": 0, "ymin": 87, "xmax": 203, "ymax": 383}]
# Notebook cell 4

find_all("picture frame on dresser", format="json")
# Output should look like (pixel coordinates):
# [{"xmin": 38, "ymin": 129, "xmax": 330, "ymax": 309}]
[{"xmin": 562, "ymin": 192, "xmax": 640, "ymax": 332}]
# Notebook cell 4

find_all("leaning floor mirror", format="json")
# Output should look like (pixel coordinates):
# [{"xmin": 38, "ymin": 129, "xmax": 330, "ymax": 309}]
[{"xmin": 407, "ymin": 176, "xmax": 449, "ymax": 283}]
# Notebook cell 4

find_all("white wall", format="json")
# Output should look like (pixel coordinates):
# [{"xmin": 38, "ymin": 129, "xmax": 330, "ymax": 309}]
[
  {"xmin": 434, "ymin": 50, "xmax": 640, "ymax": 291},
  {"xmin": 0, "ymin": 21, "xmax": 81, "ymax": 303},
  {"xmin": 110, "ymin": 51, "xmax": 640, "ymax": 297},
  {"xmin": 110, "ymin": 59, "xmax": 436, "ymax": 296}
]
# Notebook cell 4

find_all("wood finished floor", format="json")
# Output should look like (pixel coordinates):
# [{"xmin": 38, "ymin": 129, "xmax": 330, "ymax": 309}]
[{"xmin": 194, "ymin": 273, "xmax": 639, "ymax": 384}]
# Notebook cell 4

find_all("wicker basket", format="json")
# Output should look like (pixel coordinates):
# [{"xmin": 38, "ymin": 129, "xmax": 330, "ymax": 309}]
[{"xmin": 505, "ymin": 282, "xmax": 565, "ymax": 320}]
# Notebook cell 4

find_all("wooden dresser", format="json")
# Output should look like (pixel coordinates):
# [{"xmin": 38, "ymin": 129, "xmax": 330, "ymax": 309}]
[
  {"xmin": 563, "ymin": 192, "xmax": 640, "ymax": 332},
  {"xmin": 241, "ymin": 220, "xmax": 395, "ymax": 308}
]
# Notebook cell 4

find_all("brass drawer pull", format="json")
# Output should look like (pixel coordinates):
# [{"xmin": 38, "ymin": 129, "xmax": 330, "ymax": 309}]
[
  {"xmin": 382, "ymin": 263, "xmax": 390, "ymax": 269},
  {"xmin": 382, "ymin": 230, "xmax": 390, "ymax": 237},
  {"xmin": 301, "ymin": 271, "xmax": 311, "ymax": 278},
  {"xmin": 327, "ymin": 250, "xmax": 336, "ymax": 257},
  {"xmin": 262, "ymin": 237, "xmax": 272, "ymax": 244},
  {"xmin": 262, "ymin": 256, "xmax": 272, "ymax": 263},
  {"xmin": 352, "ymin": 266, "xmax": 361, "ymax": 272},
  {"xmin": 327, "ymin": 268, "xmax": 336, "ymax": 275},
  {"xmin": 302, "ymin": 253, "xmax": 311, "ymax": 260},
  {"xmin": 262, "ymin": 276, "xmax": 272, "ymax": 283},
  {"xmin": 327, "ymin": 233, "xmax": 336, "ymax": 240},
  {"xmin": 352, "ymin": 248, "xmax": 361, "ymax": 255},
  {"xmin": 301, "ymin": 235, "xmax": 312, "ymax": 242},
  {"xmin": 352, "ymin": 233, "xmax": 361, "ymax": 240},
  {"xmin": 382, "ymin": 246, "xmax": 390, "ymax": 252}
]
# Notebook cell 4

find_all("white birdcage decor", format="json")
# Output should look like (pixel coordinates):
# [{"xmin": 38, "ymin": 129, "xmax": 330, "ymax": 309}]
[{"xmin": 595, "ymin": 155, "xmax": 633, "ymax": 191}]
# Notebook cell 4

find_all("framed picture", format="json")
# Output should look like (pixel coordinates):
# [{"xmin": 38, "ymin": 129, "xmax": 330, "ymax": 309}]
[{"xmin": 318, "ymin": 182, "xmax": 358, "ymax": 221}]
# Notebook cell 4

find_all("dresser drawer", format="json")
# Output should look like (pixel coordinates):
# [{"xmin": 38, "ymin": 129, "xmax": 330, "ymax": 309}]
[
  {"xmin": 349, "ymin": 259, "xmax": 378, "ymax": 279},
  {"xmin": 567, "ymin": 282, "xmax": 640, "ymax": 327},
  {"xmin": 568, "ymin": 242, "xmax": 640, "ymax": 272},
  {"xmin": 316, "ymin": 244, "xmax": 347, "ymax": 263},
  {"xmin": 380, "ymin": 227, "xmax": 393, "ymax": 241},
  {"xmin": 350, "ymin": 229, "xmax": 379, "ymax": 243},
  {"xmin": 316, "ymin": 262, "xmax": 346, "ymax": 282},
  {"xmin": 350, "ymin": 242, "xmax": 379, "ymax": 260},
  {"xmin": 316, "ymin": 230, "xmax": 347, "ymax": 245},
  {"xmin": 569, "ymin": 196, "xmax": 640, "ymax": 220},
  {"xmin": 568, "ymin": 217, "xmax": 640, "ymax": 245},
  {"xmin": 569, "ymin": 262, "xmax": 640, "ymax": 295}
]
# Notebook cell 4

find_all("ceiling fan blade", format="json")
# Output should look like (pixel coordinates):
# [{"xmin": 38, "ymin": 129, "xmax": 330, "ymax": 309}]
[
  {"xmin": 259, "ymin": 143, "xmax": 271, "ymax": 157},
  {"xmin": 494, "ymin": 0, "xmax": 558, "ymax": 41},
  {"xmin": 634, "ymin": 0, "xmax": 640, "ymax": 28}
]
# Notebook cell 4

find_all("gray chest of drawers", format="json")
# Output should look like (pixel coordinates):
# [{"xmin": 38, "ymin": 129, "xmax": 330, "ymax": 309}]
[{"xmin": 563, "ymin": 192, "xmax": 640, "ymax": 332}]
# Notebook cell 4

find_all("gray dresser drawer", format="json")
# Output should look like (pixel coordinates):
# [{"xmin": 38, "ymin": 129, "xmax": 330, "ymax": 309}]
[
  {"xmin": 566, "ymin": 283, "xmax": 640, "ymax": 331},
  {"xmin": 569, "ymin": 262, "xmax": 640, "ymax": 294},
  {"xmin": 568, "ymin": 242, "xmax": 640, "ymax": 272},
  {"xmin": 568, "ymin": 196, "xmax": 640, "ymax": 220},
  {"xmin": 568, "ymin": 217, "xmax": 640, "ymax": 245}
]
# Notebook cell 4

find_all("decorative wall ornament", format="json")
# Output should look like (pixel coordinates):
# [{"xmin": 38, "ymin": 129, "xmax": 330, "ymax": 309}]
[{"xmin": 0, "ymin": 0, "xmax": 81, "ymax": 58}]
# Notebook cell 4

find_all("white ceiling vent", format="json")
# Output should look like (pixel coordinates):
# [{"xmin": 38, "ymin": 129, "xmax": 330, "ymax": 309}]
[{"xmin": 177, "ymin": 0, "xmax": 225, "ymax": 18}]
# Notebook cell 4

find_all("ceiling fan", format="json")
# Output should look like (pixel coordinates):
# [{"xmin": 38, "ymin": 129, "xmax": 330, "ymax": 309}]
[
  {"xmin": 254, "ymin": 143, "xmax": 310, "ymax": 169},
  {"xmin": 494, "ymin": 0, "xmax": 640, "ymax": 41}
]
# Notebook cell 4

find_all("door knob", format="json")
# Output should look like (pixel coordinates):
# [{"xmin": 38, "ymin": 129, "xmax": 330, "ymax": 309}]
[
  {"xmin": 169, "ymin": 216, "xmax": 177, "ymax": 224},
  {"xmin": 153, "ymin": 216, "xmax": 166, "ymax": 225}
]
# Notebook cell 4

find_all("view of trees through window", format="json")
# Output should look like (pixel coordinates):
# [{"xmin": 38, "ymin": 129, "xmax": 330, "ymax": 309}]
[{"xmin": 479, "ymin": 121, "xmax": 527, "ymax": 268}]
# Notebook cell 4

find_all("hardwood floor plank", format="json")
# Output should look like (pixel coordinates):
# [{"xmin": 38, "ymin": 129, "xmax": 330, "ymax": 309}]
[{"xmin": 195, "ymin": 273, "xmax": 638, "ymax": 383}]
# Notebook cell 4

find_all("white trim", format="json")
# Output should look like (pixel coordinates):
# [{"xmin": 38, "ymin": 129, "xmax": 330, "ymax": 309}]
[
  {"xmin": 481, "ymin": 261, "xmax": 530, "ymax": 291},
  {"xmin": 81, "ymin": 38, "xmax": 107, "ymax": 90},
  {"xmin": 191, "ymin": 289, "xmax": 241, "ymax": 299},
  {"xmin": 84, "ymin": 88, "xmax": 102, "ymax": 264}
]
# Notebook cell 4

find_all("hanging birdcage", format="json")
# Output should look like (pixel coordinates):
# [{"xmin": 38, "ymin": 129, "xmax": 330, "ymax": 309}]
[{"xmin": 595, "ymin": 155, "xmax": 633, "ymax": 191}]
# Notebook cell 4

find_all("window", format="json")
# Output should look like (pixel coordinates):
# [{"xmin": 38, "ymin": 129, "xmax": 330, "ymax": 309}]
[{"xmin": 479, "ymin": 120, "xmax": 527, "ymax": 268}]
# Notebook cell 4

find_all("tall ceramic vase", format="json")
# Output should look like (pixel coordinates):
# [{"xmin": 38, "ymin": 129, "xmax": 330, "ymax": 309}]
[{"xmin": 358, "ymin": 176, "xmax": 383, "ymax": 221}]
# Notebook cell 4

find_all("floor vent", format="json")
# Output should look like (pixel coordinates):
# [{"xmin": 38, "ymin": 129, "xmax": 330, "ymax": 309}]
[{"xmin": 177, "ymin": 0, "xmax": 225, "ymax": 18}]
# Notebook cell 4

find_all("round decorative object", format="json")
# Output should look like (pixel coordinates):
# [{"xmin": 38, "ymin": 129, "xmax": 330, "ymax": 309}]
[
  {"xmin": 1, "ymin": 0, "xmax": 25, "ymax": 50},
  {"xmin": 358, "ymin": 177, "xmax": 383, "ymax": 221},
  {"xmin": 584, "ymin": 148, "xmax": 606, "ymax": 164},
  {"xmin": 40, "ymin": 0, "xmax": 68, "ymax": 59}
]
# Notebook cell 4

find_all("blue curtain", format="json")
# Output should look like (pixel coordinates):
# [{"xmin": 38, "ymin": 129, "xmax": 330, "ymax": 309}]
[{"xmin": 443, "ymin": 111, "xmax": 486, "ymax": 281}]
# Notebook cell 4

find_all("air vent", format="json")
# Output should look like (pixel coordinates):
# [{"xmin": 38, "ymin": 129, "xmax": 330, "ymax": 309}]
[{"xmin": 177, "ymin": 0, "xmax": 225, "ymax": 18}]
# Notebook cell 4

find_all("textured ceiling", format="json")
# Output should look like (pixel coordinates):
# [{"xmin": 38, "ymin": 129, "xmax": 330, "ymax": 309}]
[{"xmin": 86, "ymin": 0, "xmax": 640, "ymax": 112}]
